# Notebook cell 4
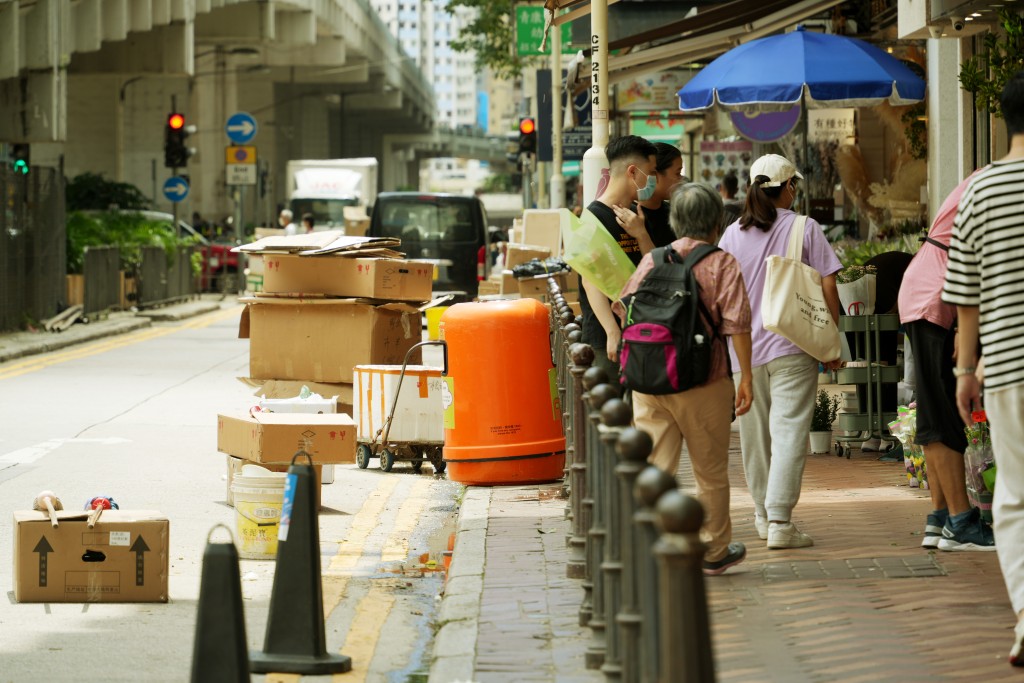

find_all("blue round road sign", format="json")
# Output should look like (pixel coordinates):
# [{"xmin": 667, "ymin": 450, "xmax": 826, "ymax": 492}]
[
  {"xmin": 225, "ymin": 112, "xmax": 257, "ymax": 144},
  {"xmin": 163, "ymin": 176, "xmax": 190, "ymax": 203}
]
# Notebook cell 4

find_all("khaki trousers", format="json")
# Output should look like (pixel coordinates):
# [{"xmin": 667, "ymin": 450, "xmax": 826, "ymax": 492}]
[{"xmin": 632, "ymin": 377, "xmax": 735, "ymax": 562}]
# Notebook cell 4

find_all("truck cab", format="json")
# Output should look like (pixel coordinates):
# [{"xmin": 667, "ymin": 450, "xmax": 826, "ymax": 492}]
[{"xmin": 368, "ymin": 192, "xmax": 489, "ymax": 300}]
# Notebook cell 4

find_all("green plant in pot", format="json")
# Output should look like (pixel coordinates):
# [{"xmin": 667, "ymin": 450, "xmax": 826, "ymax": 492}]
[{"xmin": 810, "ymin": 390, "xmax": 840, "ymax": 454}]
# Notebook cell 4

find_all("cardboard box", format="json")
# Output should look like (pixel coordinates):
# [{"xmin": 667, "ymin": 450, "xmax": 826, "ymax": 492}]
[
  {"xmin": 500, "ymin": 270, "xmax": 518, "ymax": 294},
  {"xmin": 241, "ymin": 298, "xmax": 422, "ymax": 383},
  {"xmin": 521, "ymin": 210, "xmax": 562, "ymax": 256},
  {"xmin": 262, "ymin": 255, "xmax": 433, "ymax": 301},
  {"xmin": 226, "ymin": 456, "xmax": 323, "ymax": 509},
  {"xmin": 13, "ymin": 510, "xmax": 169, "ymax": 603},
  {"xmin": 518, "ymin": 271, "xmax": 573, "ymax": 299},
  {"xmin": 246, "ymin": 379, "xmax": 354, "ymax": 415},
  {"xmin": 505, "ymin": 244, "xmax": 551, "ymax": 270},
  {"xmin": 217, "ymin": 412, "xmax": 357, "ymax": 465},
  {"xmin": 477, "ymin": 280, "xmax": 501, "ymax": 296}
]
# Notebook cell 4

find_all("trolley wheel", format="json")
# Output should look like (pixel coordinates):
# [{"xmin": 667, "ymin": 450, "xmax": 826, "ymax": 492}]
[
  {"xmin": 356, "ymin": 444, "xmax": 372, "ymax": 469},
  {"xmin": 434, "ymin": 459, "xmax": 447, "ymax": 475},
  {"xmin": 834, "ymin": 443, "xmax": 845, "ymax": 458},
  {"xmin": 411, "ymin": 459, "xmax": 424, "ymax": 473},
  {"xmin": 380, "ymin": 448, "xmax": 396, "ymax": 473}
]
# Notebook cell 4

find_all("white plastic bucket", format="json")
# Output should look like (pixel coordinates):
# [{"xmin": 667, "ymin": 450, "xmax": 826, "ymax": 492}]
[{"xmin": 231, "ymin": 465, "xmax": 288, "ymax": 560}]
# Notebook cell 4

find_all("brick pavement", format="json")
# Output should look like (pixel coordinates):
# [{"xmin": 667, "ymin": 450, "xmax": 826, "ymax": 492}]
[{"xmin": 434, "ymin": 421, "xmax": 1018, "ymax": 682}]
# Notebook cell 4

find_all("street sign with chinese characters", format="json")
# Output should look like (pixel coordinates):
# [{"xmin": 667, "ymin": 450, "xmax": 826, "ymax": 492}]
[
  {"xmin": 808, "ymin": 109, "xmax": 856, "ymax": 143},
  {"xmin": 515, "ymin": 7, "xmax": 574, "ymax": 55},
  {"xmin": 226, "ymin": 145, "xmax": 257, "ymax": 185}
]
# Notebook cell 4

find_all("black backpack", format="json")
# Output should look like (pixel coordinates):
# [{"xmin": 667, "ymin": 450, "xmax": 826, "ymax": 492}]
[{"xmin": 618, "ymin": 244, "xmax": 720, "ymax": 395}]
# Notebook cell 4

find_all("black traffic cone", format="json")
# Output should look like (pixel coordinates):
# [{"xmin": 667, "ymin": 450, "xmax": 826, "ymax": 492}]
[
  {"xmin": 191, "ymin": 525, "xmax": 250, "ymax": 683},
  {"xmin": 249, "ymin": 451, "xmax": 352, "ymax": 674}
]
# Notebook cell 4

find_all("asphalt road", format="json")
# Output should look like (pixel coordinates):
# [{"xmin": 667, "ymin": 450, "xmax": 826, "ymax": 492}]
[{"xmin": 0, "ymin": 305, "xmax": 459, "ymax": 683}]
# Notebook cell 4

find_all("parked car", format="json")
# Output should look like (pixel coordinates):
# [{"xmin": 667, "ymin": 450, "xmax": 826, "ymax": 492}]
[
  {"xmin": 368, "ymin": 192, "xmax": 490, "ymax": 300},
  {"xmin": 133, "ymin": 211, "xmax": 238, "ymax": 292}
]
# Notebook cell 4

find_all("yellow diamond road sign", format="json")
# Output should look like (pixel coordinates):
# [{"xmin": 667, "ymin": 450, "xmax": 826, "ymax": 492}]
[{"xmin": 226, "ymin": 145, "xmax": 257, "ymax": 185}]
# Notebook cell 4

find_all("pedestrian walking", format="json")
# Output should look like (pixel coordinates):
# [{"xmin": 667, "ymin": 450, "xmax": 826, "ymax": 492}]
[
  {"xmin": 719, "ymin": 172, "xmax": 743, "ymax": 231},
  {"xmin": 718, "ymin": 154, "xmax": 842, "ymax": 549},
  {"xmin": 279, "ymin": 208, "xmax": 298, "ymax": 236},
  {"xmin": 615, "ymin": 183, "xmax": 753, "ymax": 575},
  {"xmin": 942, "ymin": 70, "xmax": 1024, "ymax": 666},
  {"xmin": 898, "ymin": 171, "xmax": 995, "ymax": 552},
  {"xmin": 578, "ymin": 135, "xmax": 659, "ymax": 378}
]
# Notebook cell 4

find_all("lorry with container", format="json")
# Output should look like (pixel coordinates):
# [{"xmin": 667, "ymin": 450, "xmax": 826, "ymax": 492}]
[{"xmin": 285, "ymin": 158, "xmax": 378, "ymax": 232}]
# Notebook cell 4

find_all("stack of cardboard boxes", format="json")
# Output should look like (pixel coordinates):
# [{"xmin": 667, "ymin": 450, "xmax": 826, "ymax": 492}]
[
  {"xmin": 479, "ymin": 209, "xmax": 580, "ymax": 313},
  {"xmin": 217, "ymin": 232, "xmax": 435, "ymax": 505}
]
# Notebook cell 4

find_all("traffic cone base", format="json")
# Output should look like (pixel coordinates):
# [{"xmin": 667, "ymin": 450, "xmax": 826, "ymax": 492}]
[{"xmin": 249, "ymin": 651, "xmax": 352, "ymax": 675}]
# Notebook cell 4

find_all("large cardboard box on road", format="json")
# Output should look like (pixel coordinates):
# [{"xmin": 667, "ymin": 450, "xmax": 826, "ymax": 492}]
[
  {"xmin": 217, "ymin": 412, "xmax": 357, "ymax": 465},
  {"xmin": 13, "ymin": 510, "xmax": 169, "ymax": 603},
  {"xmin": 261, "ymin": 255, "xmax": 433, "ymax": 301},
  {"xmin": 240, "ymin": 298, "xmax": 422, "ymax": 383}
]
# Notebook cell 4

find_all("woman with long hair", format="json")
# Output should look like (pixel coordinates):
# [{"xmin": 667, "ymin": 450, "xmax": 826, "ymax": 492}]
[{"xmin": 718, "ymin": 154, "xmax": 842, "ymax": 549}]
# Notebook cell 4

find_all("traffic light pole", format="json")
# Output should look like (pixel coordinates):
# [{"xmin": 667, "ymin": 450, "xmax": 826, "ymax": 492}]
[
  {"xmin": 549, "ymin": 11, "xmax": 565, "ymax": 209},
  {"xmin": 522, "ymin": 154, "xmax": 533, "ymax": 210}
]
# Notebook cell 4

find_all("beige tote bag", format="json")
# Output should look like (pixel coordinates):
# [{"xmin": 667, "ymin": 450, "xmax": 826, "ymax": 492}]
[{"xmin": 761, "ymin": 215, "xmax": 841, "ymax": 362}]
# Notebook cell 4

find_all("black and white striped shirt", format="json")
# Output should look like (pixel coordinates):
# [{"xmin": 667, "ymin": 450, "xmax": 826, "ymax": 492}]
[{"xmin": 942, "ymin": 158, "xmax": 1024, "ymax": 390}]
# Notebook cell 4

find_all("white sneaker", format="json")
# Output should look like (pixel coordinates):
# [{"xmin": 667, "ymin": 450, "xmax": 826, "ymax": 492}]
[
  {"xmin": 767, "ymin": 521, "xmax": 814, "ymax": 549},
  {"xmin": 754, "ymin": 516, "xmax": 768, "ymax": 540}
]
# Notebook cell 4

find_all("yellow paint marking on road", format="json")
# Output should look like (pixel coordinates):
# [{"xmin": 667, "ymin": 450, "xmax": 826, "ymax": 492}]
[
  {"xmin": 331, "ymin": 584, "xmax": 396, "ymax": 683},
  {"xmin": 322, "ymin": 476, "xmax": 401, "ymax": 617},
  {"xmin": 0, "ymin": 306, "xmax": 243, "ymax": 381},
  {"xmin": 380, "ymin": 478, "xmax": 432, "ymax": 564}
]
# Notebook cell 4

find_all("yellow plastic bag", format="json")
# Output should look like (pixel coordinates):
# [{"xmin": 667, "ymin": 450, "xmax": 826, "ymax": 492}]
[{"xmin": 560, "ymin": 208, "xmax": 636, "ymax": 300}]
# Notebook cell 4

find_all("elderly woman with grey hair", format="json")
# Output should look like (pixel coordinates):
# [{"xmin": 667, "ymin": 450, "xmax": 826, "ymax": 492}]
[{"xmin": 613, "ymin": 182, "xmax": 754, "ymax": 576}]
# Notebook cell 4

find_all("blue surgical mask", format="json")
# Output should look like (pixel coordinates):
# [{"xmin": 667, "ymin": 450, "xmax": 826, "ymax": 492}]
[{"xmin": 634, "ymin": 169, "xmax": 657, "ymax": 201}]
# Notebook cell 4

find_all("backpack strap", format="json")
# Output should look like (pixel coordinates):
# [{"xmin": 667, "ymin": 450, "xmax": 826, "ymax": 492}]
[
  {"xmin": 682, "ymin": 243, "xmax": 733, "ymax": 378},
  {"xmin": 920, "ymin": 235, "xmax": 949, "ymax": 252}
]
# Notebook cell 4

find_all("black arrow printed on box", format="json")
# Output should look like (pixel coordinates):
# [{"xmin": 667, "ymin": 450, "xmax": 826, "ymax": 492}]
[
  {"xmin": 34, "ymin": 536, "xmax": 54, "ymax": 587},
  {"xmin": 131, "ymin": 536, "xmax": 149, "ymax": 586}
]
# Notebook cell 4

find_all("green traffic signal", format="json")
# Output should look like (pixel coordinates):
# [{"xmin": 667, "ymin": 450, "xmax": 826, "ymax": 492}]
[
  {"xmin": 11, "ymin": 143, "xmax": 29, "ymax": 174},
  {"xmin": 12, "ymin": 159, "xmax": 27, "ymax": 174}
]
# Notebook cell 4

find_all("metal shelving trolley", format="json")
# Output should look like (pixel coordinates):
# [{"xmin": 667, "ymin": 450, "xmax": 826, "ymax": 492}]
[{"xmin": 834, "ymin": 314, "xmax": 902, "ymax": 458}]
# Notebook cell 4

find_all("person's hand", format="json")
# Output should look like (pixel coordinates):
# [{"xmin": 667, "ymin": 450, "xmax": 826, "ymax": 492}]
[
  {"xmin": 606, "ymin": 326, "xmax": 621, "ymax": 364},
  {"xmin": 735, "ymin": 377, "xmax": 753, "ymax": 416},
  {"xmin": 955, "ymin": 373, "xmax": 982, "ymax": 426},
  {"xmin": 822, "ymin": 358, "xmax": 843, "ymax": 371},
  {"xmin": 612, "ymin": 204, "xmax": 647, "ymax": 239}
]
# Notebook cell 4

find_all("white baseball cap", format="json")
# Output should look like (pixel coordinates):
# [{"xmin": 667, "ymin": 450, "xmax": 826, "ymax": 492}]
[{"xmin": 749, "ymin": 154, "xmax": 803, "ymax": 188}]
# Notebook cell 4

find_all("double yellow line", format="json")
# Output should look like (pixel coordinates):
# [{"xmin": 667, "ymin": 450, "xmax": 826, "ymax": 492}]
[{"xmin": 0, "ymin": 306, "xmax": 243, "ymax": 381}]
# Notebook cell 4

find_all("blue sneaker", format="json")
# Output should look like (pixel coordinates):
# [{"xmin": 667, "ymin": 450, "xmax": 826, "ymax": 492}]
[
  {"xmin": 937, "ymin": 507, "xmax": 996, "ymax": 552},
  {"xmin": 703, "ymin": 542, "xmax": 747, "ymax": 576},
  {"xmin": 922, "ymin": 509, "xmax": 947, "ymax": 549}
]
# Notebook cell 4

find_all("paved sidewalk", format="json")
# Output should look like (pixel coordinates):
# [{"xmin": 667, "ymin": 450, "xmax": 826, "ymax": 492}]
[
  {"xmin": 435, "ymin": 425, "xmax": 1019, "ymax": 682},
  {"xmin": 0, "ymin": 298, "xmax": 224, "ymax": 364}
]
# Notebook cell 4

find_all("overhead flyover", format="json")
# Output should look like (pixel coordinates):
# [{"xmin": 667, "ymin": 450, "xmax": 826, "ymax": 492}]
[{"xmin": 0, "ymin": 0, "xmax": 436, "ymax": 213}]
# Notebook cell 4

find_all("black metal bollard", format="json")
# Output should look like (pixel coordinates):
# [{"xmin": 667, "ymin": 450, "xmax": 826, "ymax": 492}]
[
  {"xmin": 634, "ymin": 467, "xmax": 678, "ymax": 683},
  {"xmin": 599, "ymin": 398, "xmax": 632, "ymax": 683},
  {"xmin": 567, "ymin": 343, "xmax": 595, "ymax": 579},
  {"xmin": 614, "ymin": 427, "xmax": 653, "ymax": 683},
  {"xmin": 560, "ymin": 320, "xmax": 581, "ymax": 499},
  {"xmin": 583, "ymin": 377, "xmax": 616, "ymax": 668},
  {"xmin": 654, "ymin": 490, "xmax": 715, "ymax": 683}
]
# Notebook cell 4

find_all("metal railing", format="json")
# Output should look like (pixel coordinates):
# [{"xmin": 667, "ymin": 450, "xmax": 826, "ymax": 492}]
[
  {"xmin": 546, "ymin": 276, "xmax": 716, "ymax": 683},
  {"xmin": 82, "ymin": 246, "xmax": 121, "ymax": 317},
  {"xmin": 136, "ymin": 246, "xmax": 197, "ymax": 309}
]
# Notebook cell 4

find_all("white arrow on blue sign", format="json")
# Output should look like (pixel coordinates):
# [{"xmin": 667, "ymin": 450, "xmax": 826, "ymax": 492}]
[
  {"xmin": 163, "ymin": 176, "xmax": 190, "ymax": 203},
  {"xmin": 225, "ymin": 112, "xmax": 257, "ymax": 144}
]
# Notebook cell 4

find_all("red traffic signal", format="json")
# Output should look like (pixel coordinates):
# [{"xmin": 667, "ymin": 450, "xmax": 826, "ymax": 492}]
[
  {"xmin": 168, "ymin": 113, "xmax": 185, "ymax": 130},
  {"xmin": 519, "ymin": 117, "xmax": 536, "ymax": 135}
]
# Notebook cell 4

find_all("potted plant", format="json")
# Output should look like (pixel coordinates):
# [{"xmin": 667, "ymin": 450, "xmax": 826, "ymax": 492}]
[{"xmin": 810, "ymin": 390, "xmax": 840, "ymax": 454}]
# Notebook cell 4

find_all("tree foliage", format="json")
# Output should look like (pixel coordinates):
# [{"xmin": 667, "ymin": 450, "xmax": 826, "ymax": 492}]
[
  {"xmin": 66, "ymin": 172, "xmax": 151, "ymax": 212},
  {"xmin": 959, "ymin": 9, "xmax": 1024, "ymax": 118},
  {"xmin": 447, "ymin": 0, "xmax": 542, "ymax": 80}
]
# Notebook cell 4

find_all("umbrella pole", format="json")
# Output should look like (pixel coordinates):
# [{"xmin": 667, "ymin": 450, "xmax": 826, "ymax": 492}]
[{"xmin": 801, "ymin": 101, "xmax": 810, "ymax": 216}]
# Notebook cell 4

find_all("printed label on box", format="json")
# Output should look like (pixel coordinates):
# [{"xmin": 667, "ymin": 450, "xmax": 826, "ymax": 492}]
[{"xmin": 109, "ymin": 531, "xmax": 131, "ymax": 547}]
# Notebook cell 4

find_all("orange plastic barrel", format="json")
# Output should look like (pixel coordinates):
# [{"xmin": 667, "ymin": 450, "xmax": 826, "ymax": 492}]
[{"xmin": 440, "ymin": 298, "xmax": 566, "ymax": 485}]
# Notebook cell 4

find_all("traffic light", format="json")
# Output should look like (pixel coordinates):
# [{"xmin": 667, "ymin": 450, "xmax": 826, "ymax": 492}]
[
  {"xmin": 11, "ymin": 144, "xmax": 29, "ymax": 175},
  {"xmin": 518, "ymin": 117, "xmax": 537, "ymax": 156},
  {"xmin": 164, "ymin": 112, "xmax": 196, "ymax": 168}
]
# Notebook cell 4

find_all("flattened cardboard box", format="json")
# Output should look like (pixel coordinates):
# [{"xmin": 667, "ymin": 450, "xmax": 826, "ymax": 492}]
[
  {"xmin": 261, "ymin": 255, "xmax": 433, "ymax": 301},
  {"xmin": 505, "ymin": 244, "xmax": 551, "ymax": 270},
  {"xmin": 13, "ymin": 510, "xmax": 169, "ymax": 603},
  {"xmin": 217, "ymin": 412, "xmax": 356, "ymax": 465},
  {"xmin": 240, "ymin": 298, "xmax": 422, "ymax": 383}
]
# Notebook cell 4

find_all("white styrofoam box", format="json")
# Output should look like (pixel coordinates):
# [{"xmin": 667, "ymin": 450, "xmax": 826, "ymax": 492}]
[
  {"xmin": 258, "ymin": 395, "xmax": 337, "ymax": 414},
  {"xmin": 353, "ymin": 365, "xmax": 445, "ymax": 444}
]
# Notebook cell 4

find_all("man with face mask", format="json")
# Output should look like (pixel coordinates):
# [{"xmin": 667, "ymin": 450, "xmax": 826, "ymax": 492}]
[{"xmin": 579, "ymin": 135, "xmax": 659, "ymax": 378}]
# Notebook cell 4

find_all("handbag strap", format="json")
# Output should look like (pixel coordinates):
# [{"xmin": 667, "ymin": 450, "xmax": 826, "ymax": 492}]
[{"xmin": 786, "ymin": 215, "xmax": 807, "ymax": 261}]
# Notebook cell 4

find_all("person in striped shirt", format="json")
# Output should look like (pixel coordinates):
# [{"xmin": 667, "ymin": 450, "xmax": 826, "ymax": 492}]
[{"xmin": 942, "ymin": 69, "xmax": 1024, "ymax": 667}]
